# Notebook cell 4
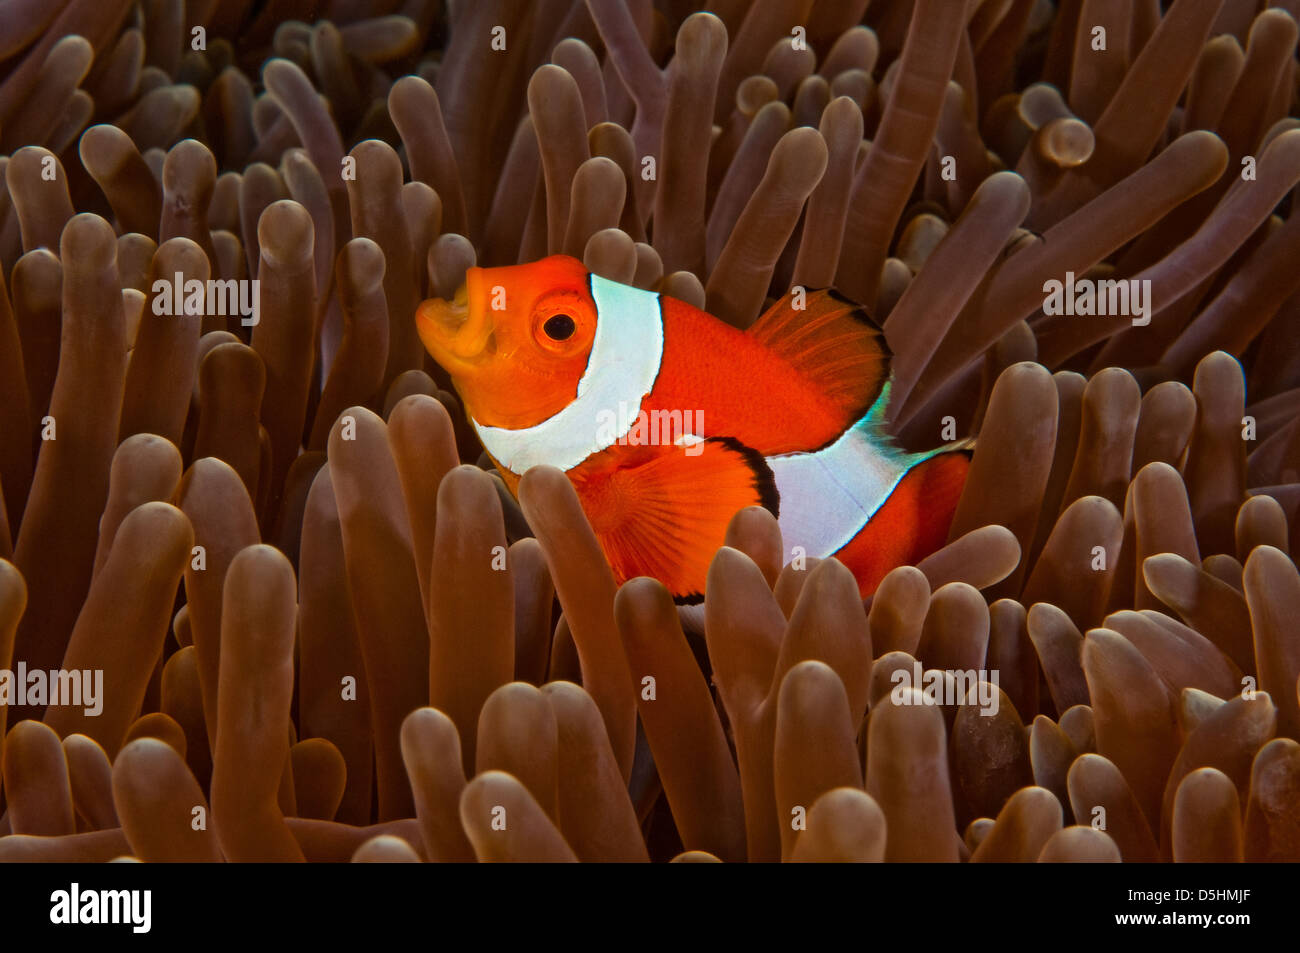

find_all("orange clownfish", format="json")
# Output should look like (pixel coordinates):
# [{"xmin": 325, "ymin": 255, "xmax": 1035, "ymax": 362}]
[{"xmin": 416, "ymin": 254, "xmax": 970, "ymax": 603}]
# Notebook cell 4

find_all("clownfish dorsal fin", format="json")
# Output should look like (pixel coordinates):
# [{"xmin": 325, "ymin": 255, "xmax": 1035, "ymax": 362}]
[{"xmin": 747, "ymin": 288, "xmax": 891, "ymax": 425}]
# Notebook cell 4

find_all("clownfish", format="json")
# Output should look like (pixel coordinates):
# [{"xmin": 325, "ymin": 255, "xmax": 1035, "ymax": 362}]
[{"xmin": 416, "ymin": 255, "xmax": 970, "ymax": 603}]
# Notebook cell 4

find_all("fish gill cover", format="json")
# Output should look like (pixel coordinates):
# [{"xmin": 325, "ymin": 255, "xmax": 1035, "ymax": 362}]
[{"xmin": 0, "ymin": 0, "xmax": 1296, "ymax": 877}]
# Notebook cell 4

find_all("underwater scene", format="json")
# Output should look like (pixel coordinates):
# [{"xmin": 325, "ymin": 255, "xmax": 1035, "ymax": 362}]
[{"xmin": 0, "ymin": 0, "xmax": 1297, "ymax": 892}]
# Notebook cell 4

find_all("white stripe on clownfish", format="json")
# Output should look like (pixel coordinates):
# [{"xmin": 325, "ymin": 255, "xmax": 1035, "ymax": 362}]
[
  {"xmin": 765, "ymin": 381, "xmax": 951, "ymax": 565},
  {"xmin": 470, "ymin": 273, "xmax": 666, "ymax": 474}
]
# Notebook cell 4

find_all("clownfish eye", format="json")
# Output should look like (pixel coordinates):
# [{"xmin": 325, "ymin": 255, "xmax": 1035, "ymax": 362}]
[{"xmin": 543, "ymin": 313, "xmax": 576, "ymax": 341}]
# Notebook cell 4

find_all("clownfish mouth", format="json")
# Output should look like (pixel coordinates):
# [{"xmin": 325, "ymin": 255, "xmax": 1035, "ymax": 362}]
[{"xmin": 416, "ymin": 273, "xmax": 494, "ymax": 375}]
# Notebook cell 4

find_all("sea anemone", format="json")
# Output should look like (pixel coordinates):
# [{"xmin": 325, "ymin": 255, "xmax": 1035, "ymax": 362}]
[{"xmin": 0, "ymin": 0, "xmax": 1298, "ymax": 864}]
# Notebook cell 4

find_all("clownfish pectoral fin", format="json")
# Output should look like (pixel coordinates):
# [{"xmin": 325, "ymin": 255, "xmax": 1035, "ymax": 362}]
[
  {"xmin": 569, "ymin": 437, "xmax": 778, "ymax": 604},
  {"xmin": 748, "ymin": 288, "xmax": 891, "ymax": 425}
]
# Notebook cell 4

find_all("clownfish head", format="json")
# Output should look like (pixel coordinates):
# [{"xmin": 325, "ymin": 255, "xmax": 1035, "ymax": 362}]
[{"xmin": 416, "ymin": 254, "xmax": 600, "ymax": 431}]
